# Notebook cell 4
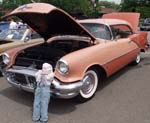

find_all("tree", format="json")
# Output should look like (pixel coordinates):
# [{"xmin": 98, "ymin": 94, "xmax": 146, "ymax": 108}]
[
  {"xmin": 98, "ymin": 1, "xmax": 120, "ymax": 9},
  {"xmin": 1, "ymin": 0, "xmax": 95, "ymax": 17},
  {"xmin": 2, "ymin": 0, "xmax": 32, "ymax": 9},
  {"xmin": 42, "ymin": 0, "xmax": 95, "ymax": 17},
  {"xmin": 121, "ymin": 0, "xmax": 150, "ymax": 18}
]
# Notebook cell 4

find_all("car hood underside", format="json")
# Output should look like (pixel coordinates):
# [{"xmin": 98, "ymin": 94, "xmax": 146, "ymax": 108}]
[{"xmin": 2, "ymin": 3, "xmax": 95, "ymax": 41}]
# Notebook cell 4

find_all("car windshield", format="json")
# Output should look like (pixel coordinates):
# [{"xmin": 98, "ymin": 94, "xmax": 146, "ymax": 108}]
[{"xmin": 81, "ymin": 23, "xmax": 111, "ymax": 40}]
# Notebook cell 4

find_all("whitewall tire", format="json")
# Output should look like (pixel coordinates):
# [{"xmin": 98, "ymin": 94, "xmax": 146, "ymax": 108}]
[
  {"xmin": 132, "ymin": 53, "xmax": 141, "ymax": 65},
  {"xmin": 77, "ymin": 69, "xmax": 99, "ymax": 102}
]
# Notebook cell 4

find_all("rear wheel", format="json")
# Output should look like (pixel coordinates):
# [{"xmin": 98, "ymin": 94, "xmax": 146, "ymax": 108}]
[
  {"xmin": 76, "ymin": 69, "xmax": 99, "ymax": 102},
  {"xmin": 132, "ymin": 53, "xmax": 141, "ymax": 65}
]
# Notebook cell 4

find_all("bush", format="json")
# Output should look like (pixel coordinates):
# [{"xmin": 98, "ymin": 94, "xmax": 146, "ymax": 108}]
[
  {"xmin": 0, "ymin": 11, "xmax": 5, "ymax": 17},
  {"xmin": 136, "ymin": 7, "xmax": 150, "ymax": 18}
]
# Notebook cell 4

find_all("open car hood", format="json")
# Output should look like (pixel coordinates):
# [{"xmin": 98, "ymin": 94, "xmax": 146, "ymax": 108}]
[
  {"xmin": 102, "ymin": 12, "xmax": 140, "ymax": 33},
  {"xmin": 2, "ymin": 3, "xmax": 95, "ymax": 41}
]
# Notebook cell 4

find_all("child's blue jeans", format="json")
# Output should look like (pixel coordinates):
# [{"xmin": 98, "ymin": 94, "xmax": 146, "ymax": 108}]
[{"xmin": 32, "ymin": 84, "xmax": 50, "ymax": 122}]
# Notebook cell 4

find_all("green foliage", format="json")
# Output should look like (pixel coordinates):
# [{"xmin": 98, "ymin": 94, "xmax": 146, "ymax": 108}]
[
  {"xmin": 1, "ymin": 0, "xmax": 121, "ymax": 18},
  {"xmin": 121, "ymin": 0, "xmax": 150, "ymax": 18},
  {"xmin": 45, "ymin": 0, "xmax": 94, "ymax": 16},
  {"xmin": 98, "ymin": 1, "xmax": 120, "ymax": 9},
  {"xmin": 136, "ymin": 7, "xmax": 150, "ymax": 18},
  {"xmin": 1, "ymin": 0, "xmax": 96, "ymax": 17},
  {"xmin": 2, "ymin": 0, "xmax": 31, "ymax": 9},
  {"xmin": 0, "ymin": 11, "xmax": 5, "ymax": 17}
]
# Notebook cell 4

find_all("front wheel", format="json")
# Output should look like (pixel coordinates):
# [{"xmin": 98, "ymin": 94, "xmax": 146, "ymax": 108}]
[{"xmin": 77, "ymin": 69, "xmax": 99, "ymax": 102}]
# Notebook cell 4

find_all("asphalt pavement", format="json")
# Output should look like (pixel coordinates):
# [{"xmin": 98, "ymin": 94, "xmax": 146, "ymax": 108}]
[{"xmin": 0, "ymin": 32, "xmax": 150, "ymax": 123}]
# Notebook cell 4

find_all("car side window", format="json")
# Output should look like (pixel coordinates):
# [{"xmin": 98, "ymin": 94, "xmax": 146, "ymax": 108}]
[{"xmin": 111, "ymin": 25, "xmax": 133, "ymax": 40}]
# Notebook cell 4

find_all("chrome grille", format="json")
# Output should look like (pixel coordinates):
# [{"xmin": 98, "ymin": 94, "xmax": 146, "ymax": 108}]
[
  {"xmin": 7, "ymin": 72, "xmax": 36, "ymax": 86},
  {"xmin": 14, "ymin": 73, "xmax": 27, "ymax": 84},
  {"xmin": 28, "ymin": 76, "xmax": 36, "ymax": 84}
]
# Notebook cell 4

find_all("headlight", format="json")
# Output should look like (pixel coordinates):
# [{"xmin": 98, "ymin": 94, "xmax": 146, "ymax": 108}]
[
  {"xmin": 57, "ymin": 59, "xmax": 69, "ymax": 74},
  {"xmin": 2, "ymin": 53, "xmax": 10, "ymax": 65}
]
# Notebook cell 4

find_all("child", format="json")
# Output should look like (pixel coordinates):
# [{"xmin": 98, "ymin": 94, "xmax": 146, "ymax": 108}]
[{"xmin": 32, "ymin": 63, "xmax": 54, "ymax": 123}]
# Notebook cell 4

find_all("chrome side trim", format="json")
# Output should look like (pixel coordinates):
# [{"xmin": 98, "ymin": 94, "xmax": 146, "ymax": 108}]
[{"xmin": 103, "ymin": 48, "xmax": 139, "ymax": 66}]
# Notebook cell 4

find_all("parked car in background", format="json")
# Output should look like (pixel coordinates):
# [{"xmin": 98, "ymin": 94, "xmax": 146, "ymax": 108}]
[
  {"xmin": 1, "ymin": 3, "xmax": 148, "ymax": 102},
  {"xmin": 0, "ymin": 24, "xmax": 42, "ymax": 53},
  {"xmin": 0, "ymin": 21, "xmax": 9, "ymax": 33},
  {"xmin": 140, "ymin": 17, "xmax": 150, "ymax": 31},
  {"xmin": 0, "ymin": 25, "xmax": 41, "ymax": 41},
  {"xmin": 0, "ymin": 24, "xmax": 43, "ymax": 74}
]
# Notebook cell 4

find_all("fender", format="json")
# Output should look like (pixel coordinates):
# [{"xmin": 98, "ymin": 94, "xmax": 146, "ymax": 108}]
[{"xmin": 55, "ymin": 40, "xmax": 138, "ymax": 83}]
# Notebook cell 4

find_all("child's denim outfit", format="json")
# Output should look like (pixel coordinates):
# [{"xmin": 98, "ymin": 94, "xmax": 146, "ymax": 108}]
[{"xmin": 33, "ymin": 69, "xmax": 54, "ymax": 123}]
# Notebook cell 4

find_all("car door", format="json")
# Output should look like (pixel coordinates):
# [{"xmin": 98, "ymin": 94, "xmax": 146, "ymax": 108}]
[{"xmin": 102, "ymin": 25, "xmax": 140, "ymax": 76}]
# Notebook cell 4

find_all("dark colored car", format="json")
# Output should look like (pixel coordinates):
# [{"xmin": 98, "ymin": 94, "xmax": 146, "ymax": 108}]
[{"xmin": 140, "ymin": 18, "xmax": 150, "ymax": 31}]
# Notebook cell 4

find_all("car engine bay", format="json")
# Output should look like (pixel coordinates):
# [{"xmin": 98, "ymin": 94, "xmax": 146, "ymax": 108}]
[{"xmin": 14, "ymin": 38, "xmax": 93, "ymax": 69}]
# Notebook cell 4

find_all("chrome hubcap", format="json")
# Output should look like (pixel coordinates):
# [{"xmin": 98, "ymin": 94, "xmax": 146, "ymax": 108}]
[
  {"xmin": 136, "ymin": 54, "xmax": 140, "ymax": 63},
  {"xmin": 82, "ymin": 73, "xmax": 96, "ymax": 94}
]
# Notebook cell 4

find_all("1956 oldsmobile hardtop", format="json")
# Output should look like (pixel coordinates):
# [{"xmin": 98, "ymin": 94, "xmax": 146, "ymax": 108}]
[{"xmin": 1, "ymin": 3, "xmax": 148, "ymax": 101}]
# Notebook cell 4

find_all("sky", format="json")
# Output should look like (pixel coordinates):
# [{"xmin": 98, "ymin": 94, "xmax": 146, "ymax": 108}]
[{"xmin": 100, "ymin": 0, "xmax": 121, "ymax": 4}]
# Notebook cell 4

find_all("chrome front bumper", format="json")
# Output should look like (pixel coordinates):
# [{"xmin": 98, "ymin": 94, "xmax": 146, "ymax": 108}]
[{"xmin": 5, "ymin": 66, "xmax": 83, "ymax": 99}]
